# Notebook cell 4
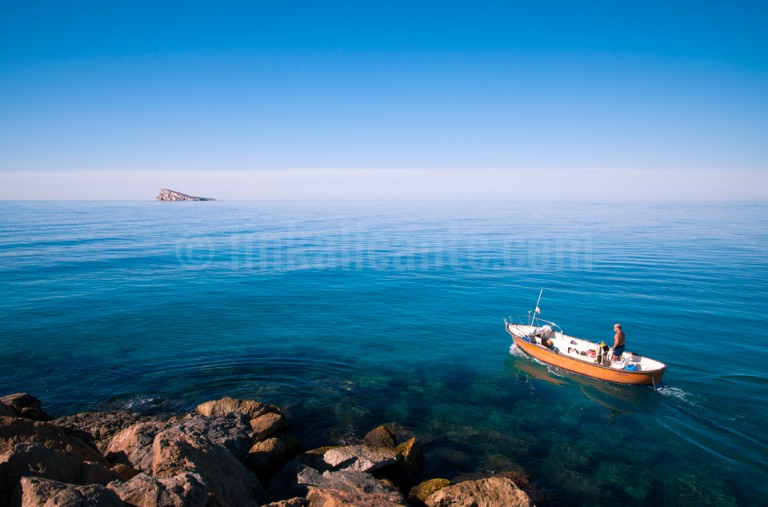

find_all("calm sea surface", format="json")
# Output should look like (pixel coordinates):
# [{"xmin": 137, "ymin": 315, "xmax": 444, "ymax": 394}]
[{"xmin": 1, "ymin": 201, "xmax": 767, "ymax": 506}]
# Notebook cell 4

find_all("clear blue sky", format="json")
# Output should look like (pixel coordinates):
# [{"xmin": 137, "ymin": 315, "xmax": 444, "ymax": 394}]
[{"xmin": 1, "ymin": 1, "xmax": 767, "ymax": 199}]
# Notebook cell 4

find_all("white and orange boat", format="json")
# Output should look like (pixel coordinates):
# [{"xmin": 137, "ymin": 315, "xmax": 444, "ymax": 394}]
[{"xmin": 505, "ymin": 292, "xmax": 667, "ymax": 387}]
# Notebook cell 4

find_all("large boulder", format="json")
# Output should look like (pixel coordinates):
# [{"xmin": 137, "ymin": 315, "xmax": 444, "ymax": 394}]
[
  {"xmin": 374, "ymin": 437, "xmax": 424, "ymax": 493},
  {"xmin": 0, "ymin": 416, "xmax": 106, "ymax": 464},
  {"xmin": 360, "ymin": 425, "xmax": 424, "ymax": 493},
  {"xmin": 107, "ymin": 472, "xmax": 208, "ymax": 507},
  {"xmin": 0, "ymin": 393, "xmax": 53, "ymax": 422},
  {"xmin": 245, "ymin": 435, "xmax": 302, "ymax": 481},
  {"xmin": 56, "ymin": 411, "xmax": 160, "ymax": 454},
  {"xmin": 423, "ymin": 476, "xmax": 534, "ymax": 507},
  {"xmin": 267, "ymin": 461, "xmax": 405, "ymax": 506},
  {"xmin": 0, "ymin": 417, "xmax": 118, "ymax": 505},
  {"xmin": 407, "ymin": 478, "xmax": 452, "ymax": 507},
  {"xmin": 195, "ymin": 397, "xmax": 279, "ymax": 421},
  {"xmin": 0, "ymin": 443, "xmax": 117, "ymax": 488},
  {"xmin": 151, "ymin": 426, "xmax": 267, "ymax": 506},
  {"xmin": 195, "ymin": 397, "xmax": 284, "ymax": 442},
  {"xmin": 105, "ymin": 421, "xmax": 169, "ymax": 474},
  {"xmin": 315, "ymin": 445, "xmax": 398, "ymax": 473},
  {"xmin": 176, "ymin": 414, "xmax": 253, "ymax": 460},
  {"xmin": 363, "ymin": 425, "xmax": 396, "ymax": 449},
  {"xmin": 12, "ymin": 476, "xmax": 123, "ymax": 507}
]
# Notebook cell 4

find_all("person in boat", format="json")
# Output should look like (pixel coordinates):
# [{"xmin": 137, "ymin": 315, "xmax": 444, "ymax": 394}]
[{"xmin": 611, "ymin": 323, "xmax": 625, "ymax": 361}]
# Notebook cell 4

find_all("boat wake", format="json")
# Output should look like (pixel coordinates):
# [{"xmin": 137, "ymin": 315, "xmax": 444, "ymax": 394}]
[
  {"xmin": 656, "ymin": 385, "xmax": 697, "ymax": 405},
  {"xmin": 508, "ymin": 343, "xmax": 528, "ymax": 358}
]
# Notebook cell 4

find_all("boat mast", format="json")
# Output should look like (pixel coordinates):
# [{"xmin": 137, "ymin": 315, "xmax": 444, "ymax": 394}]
[{"xmin": 530, "ymin": 288, "xmax": 543, "ymax": 325}]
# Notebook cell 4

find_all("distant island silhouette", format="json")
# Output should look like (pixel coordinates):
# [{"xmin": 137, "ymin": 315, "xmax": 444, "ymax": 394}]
[{"xmin": 156, "ymin": 188, "xmax": 215, "ymax": 201}]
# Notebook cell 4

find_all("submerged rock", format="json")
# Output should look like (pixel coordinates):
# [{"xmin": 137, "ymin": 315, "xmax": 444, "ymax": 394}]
[
  {"xmin": 407, "ymin": 478, "xmax": 452, "ymax": 507},
  {"xmin": 424, "ymin": 476, "xmax": 534, "ymax": 507}
]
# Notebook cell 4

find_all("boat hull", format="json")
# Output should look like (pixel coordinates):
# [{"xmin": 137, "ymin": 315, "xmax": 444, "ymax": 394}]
[{"xmin": 511, "ymin": 335, "xmax": 665, "ymax": 386}]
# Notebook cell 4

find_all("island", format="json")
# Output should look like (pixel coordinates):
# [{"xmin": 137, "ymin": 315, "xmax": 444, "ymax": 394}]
[{"xmin": 156, "ymin": 188, "xmax": 215, "ymax": 201}]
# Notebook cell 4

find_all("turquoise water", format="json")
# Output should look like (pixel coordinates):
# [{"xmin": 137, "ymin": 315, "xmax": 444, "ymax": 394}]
[{"xmin": 1, "ymin": 200, "xmax": 767, "ymax": 506}]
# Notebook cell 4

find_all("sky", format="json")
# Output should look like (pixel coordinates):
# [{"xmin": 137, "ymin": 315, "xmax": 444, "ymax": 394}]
[{"xmin": 1, "ymin": 1, "xmax": 767, "ymax": 200}]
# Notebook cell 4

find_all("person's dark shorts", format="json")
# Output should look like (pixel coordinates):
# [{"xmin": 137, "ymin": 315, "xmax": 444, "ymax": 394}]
[{"xmin": 613, "ymin": 345, "xmax": 625, "ymax": 357}]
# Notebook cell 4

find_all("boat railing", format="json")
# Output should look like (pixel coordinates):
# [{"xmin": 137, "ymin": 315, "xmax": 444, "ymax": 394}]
[{"xmin": 505, "ymin": 314, "xmax": 563, "ymax": 334}]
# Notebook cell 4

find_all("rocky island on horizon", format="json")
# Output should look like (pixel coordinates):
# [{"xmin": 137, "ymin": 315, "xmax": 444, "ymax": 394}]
[
  {"xmin": 156, "ymin": 188, "xmax": 215, "ymax": 201},
  {"xmin": 0, "ymin": 392, "xmax": 539, "ymax": 507}
]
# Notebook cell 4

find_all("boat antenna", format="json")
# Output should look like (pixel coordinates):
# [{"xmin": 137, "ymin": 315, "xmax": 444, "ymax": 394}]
[{"xmin": 530, "ymin": 288, "xmax": 543, "ymax": 325}]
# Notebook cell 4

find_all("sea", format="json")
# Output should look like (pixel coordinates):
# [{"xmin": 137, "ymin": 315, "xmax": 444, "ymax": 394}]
[{"xmin": 1, "ymin": 200, "xmax": 766, "ymax": 506}]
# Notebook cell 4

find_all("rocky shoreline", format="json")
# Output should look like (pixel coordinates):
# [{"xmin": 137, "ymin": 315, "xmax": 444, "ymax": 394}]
[{"xmin": 0, "ymin": 392, "xmax": 537, "ymax": 506}]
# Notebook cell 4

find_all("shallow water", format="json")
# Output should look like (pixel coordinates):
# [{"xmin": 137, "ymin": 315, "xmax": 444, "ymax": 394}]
[{"xmin": 1, "ymin": 200, "xmax": 767, "ymax": 506}]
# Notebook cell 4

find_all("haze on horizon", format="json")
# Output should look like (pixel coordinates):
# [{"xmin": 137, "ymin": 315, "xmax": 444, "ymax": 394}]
[{"xmin": 1, "ymin": 1, "xmax": 767, "ymax": 200}]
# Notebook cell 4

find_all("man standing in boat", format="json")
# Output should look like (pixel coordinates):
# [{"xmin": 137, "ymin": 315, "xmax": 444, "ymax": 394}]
[{"xmin": 611, "ymin": 323, "xmax": 626, "ymax": 361}]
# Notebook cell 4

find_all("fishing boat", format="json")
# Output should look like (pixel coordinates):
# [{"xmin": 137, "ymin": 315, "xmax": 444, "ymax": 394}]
[{"xmin": 505, "ymin": 291, "xmax": 667, "ymax": 387}]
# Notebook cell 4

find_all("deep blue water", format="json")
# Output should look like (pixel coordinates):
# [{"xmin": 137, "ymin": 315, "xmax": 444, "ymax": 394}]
[{"xmin": 1, "ymin": 200, "xmax": 767, "ymax": 506}]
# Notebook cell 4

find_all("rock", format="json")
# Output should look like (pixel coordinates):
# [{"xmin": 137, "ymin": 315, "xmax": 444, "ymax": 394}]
[
  {"xmin": 151, "ymin": 427, "xmax": 267, "ymax": 506},
  {"xmin": 195, "ymin": 397, "xmax": 277, "ymax": 420},
  {"xmin": 107, "ymin": 472, "xmax": 207, "ymax": 507},
  {"xmin": 0, "ymin": 443, "xmax": 117, "ymax": 490},
  {"xmin": 306, "ymin": 486, "xmax": 406, "ymax": 507},
  {"xmin": 105, "ymin": 421, "xmax": 168, "ymax": 474},
  {"xmin": 195, "ymin": 397, "xmax": 285, "ymax": 442},
  {"xmin": 156, "ymin": 188, "xmax": 215, "ymax": 201},
  {"xmin": 267, "ymin": 461, "xmax": 405, "ymax": 506},
  {"xmin": 0, "ymin": 393, "xmax": 53, "ymax": 422},
  {"xmin": 363, "ymin": 425, "xmax": 396, "ymax": 449},
  {"xmin": 423, "ymin": 477, "xmax": 534, "ymax": 507},
  {"xmin": 109, "ymin": 463, "xmax": 139, "ymax": 482},
  {"xmin": 250, "ymin": 412, "xmax": 285, "ymax": 442},
  {"xmin": 262, "ymin": 499, "xmax": 309, "ymax": 507},
  {"xmin": 0, "ymin": 416, "xmax": 108, "ymax": 465},
  {"xmin": 373, "ymin": 437, "xmax": 424, "ymax": 493},
  {"xmin": 301, "ymin": 445, "xmax": 398, "ymax": 474},
  {"xmin": 178, "ymin": 413, "xmax": 253, "ymax": 460},
  {"xmin": 407, "ymin": 478, "xmax": 452, "ymax": 507},
  {"xmin": 245, "ymin": 435, "xmax": 302, "ymax": 481},
  {"xmin": 13, "ymin": 476, "xmax": 124, "ymax": 507},
  {"xmin": 56, "ymin": 411, "xmax": 160, "ymax": 454}
]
